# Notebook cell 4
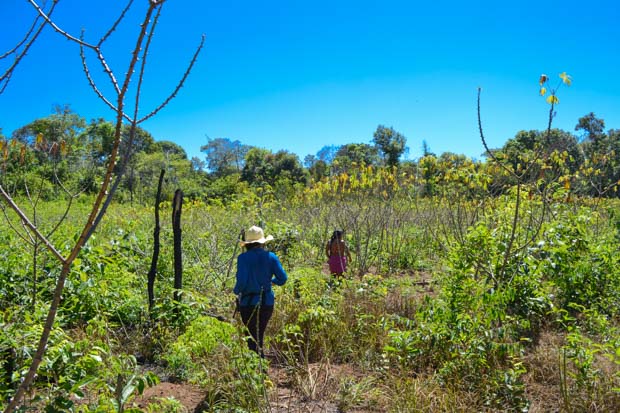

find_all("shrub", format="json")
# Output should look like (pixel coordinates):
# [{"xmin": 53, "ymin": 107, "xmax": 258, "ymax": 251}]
[{"xmin": 163, "ymin": 316, "xmax": 269, "ymax": 411}]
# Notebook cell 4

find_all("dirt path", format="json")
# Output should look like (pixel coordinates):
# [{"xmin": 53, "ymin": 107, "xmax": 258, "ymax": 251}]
[
  {"xmin": 133, "ymin": 382, "xmax": 205, "ymax": 411},
  {"xmin": 133, "ymin": 362, "xmax": 370, "ymax": 412}
]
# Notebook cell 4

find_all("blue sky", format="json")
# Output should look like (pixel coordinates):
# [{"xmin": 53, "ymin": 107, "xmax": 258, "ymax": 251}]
[{"xmin": 1, "ymin": 0, "xmax": 619, "ymax": 162}]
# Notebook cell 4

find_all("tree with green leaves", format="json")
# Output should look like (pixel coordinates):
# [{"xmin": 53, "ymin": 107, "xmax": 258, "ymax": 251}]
[
  {"xmin": 11, "ymin": 105, "xmax": 85, "ymax": 147},
  {"xmin": 8, "ymin": 106, "xmax": 98, "ymax": 195},
  {"xmin": 304, "ymin": 154, "xmax": 329, "ymax": 182},
  {"xmin": 576, "ymin": 113, "xmax": 620, "ymax": 197},
  {"xmin": 421, "ymin": 140, "xmax": 436, "ymax": 158},
  {"xmin": 316, "ymin": 144, "xmax": 338, "ymax": 164},
  {"xmin": 241, "ymin": 147, "xmax": 307, "ymax": 188},
  {"xmin": 373, "ymin": 125, "xmax": 407, "ymax": 167},
  {"xmin": 575, "ymin": 112, "xmax": 605, "ymax": 143},
  {"xmin": 200, "ymin": 137, "xmax": 250, "ymax": 177},
  {"xmin": 155, "ymin": 140, "xmax": 188, "ymax": 159},
  {"xmin": 501, "ymin": 129, "xmax": 583, "ymax": 174},
  {"xmin": 332, "ymin": 143, "xmax": 379, "ymax": 173}
]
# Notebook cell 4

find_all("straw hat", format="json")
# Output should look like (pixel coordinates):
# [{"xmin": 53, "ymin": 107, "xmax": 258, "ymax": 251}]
[{"xmin": 240, "ymin": 225, "xmax": 274, "ymax": 245}]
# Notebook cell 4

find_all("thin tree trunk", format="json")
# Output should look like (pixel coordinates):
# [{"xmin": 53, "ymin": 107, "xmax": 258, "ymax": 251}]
[
  {"xmin": 32, "ymin": 243, "xmax": 38, "ymax": 309},
  {"xmin": 129, "ymin": 167, "xmax": 135, "ymax": 205},
  {"xmin": 147, "ymin": 169, "xmax": 165, "ymax": 312},
  {"xmin": 4, "ymin": 1, "xmax": 202, "ymax": 409},
  {"xmin": 7, "ymin": 260, "xmax": 71, "ymax": 411},
  {"xmin": 172, "ymin": 189, "xmax": 183, "ymax": 306}
]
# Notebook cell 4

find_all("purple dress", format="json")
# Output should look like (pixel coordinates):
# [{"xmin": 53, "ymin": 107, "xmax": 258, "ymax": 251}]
[{"xmin": 329, "ymin": 254, "xmax": 348, "ymax": 274}]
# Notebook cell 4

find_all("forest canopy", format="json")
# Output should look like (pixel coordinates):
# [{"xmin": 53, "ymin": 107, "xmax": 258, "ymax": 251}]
[{"xmin": 2, "ymin": 109, "xmax": 619, "ymax": 204}]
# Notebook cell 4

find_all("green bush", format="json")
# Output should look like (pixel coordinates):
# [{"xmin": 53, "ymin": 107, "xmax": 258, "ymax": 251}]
[{"xmin": 163, "ymin": 316, "xmax": 269, "ymax": 411}]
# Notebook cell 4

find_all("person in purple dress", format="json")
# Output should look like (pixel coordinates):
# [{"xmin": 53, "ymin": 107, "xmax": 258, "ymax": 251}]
[{"xmin": 325, "ymin": 230, "xmax": 352, "ymax": 278}]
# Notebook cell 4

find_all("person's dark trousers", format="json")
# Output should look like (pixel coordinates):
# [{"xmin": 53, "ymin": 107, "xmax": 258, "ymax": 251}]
[{"xmin": 239, "ymin": 305, "xmax": 274, "ymax": 356}]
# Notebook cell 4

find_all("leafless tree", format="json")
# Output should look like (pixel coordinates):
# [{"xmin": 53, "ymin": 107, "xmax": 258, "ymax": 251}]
[{"xmin": 0, "ymin": 1, "xmax": 204, "ymax": 411}]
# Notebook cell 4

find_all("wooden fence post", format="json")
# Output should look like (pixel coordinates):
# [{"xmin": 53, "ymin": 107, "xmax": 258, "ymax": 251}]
[
  {"xmin": 172, "ymin": 189, "xmax": 183, "ymax": 307},
  {"xmin": 147, "ymin": 169, "xmax": 165, "ymax": 312}
]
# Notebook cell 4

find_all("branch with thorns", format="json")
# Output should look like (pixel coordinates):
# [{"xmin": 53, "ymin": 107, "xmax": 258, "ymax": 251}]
[{"xmin": 1, "ymin": 1, "xmax": 204, "ymax": 411}]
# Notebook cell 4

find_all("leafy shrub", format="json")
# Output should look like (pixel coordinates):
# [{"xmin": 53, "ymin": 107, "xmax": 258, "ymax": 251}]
[
  {"xmin": 163, "ymin": 316, "xmax": 269, "ymax": 411},
  {"xmin": 558, "ymin": 324, "xmax": 620, "ymax": 411},
  {"xmin": 535, "ymin": 211, "xmax": 620, "ymax": 316},
  {"xmin": 60, "ymin": 246, "xmax": 144, "ymax": 327}
]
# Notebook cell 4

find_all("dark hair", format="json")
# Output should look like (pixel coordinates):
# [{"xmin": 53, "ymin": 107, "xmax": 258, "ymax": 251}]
[
  {"xmin": 330, "ymin": 230, "xmax": 344, "ymax": 243},
  {"xmin": 245, "ymin": 242, "xmax": 263, "ymax": 251}
]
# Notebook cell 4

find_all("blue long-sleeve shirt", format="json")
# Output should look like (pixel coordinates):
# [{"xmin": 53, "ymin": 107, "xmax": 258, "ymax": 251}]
[{"xmin": 234, "ymin": 248, "xmax": 288, "ymax": 307}]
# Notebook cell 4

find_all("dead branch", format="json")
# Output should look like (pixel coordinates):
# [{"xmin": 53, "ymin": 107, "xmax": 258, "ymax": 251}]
[
  {"xmin": 0, "ymin": 184, "xmax": 65, "ymax": 263},
  {"xmin": 134, "ymin": 4, "xmax": 163, "ymax": 120},
  {"xmin": 80, "ymin": 40, "xmax": 122, "ymax": 115},
  {"xmin": 99, "ymin": 0, "xmax": 135, "ymax": 47},
  {"xmin": 0, "ymin": 0, "xmax": 58, "ymax": 94},
  {"xmin": 4, "ymin": 0, "xmax": 203, "ymax": 410},
  {"xmin": 138, "ymin": 34, "xmax": 205, "ymax": 124},
  {"xmin": 26, "ymin": 0, "xmax": 96, "ymax": 49}
]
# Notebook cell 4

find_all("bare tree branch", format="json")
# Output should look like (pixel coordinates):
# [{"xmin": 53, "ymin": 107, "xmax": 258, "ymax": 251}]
[
  {"xmin": 0, "ymin": 0, "xmax": 58, "ymax": 94},
  {"xmin": 477, "ymin": 88, "xmax": 514, "ymax": 177},
  {"xmin": 0, "ymin": 200, "xmax": 31, "ymax": 245},
  {"xmin": 139, "ymin": 34, "xmax": 205, "ymax": 124},
  {"xmin": 46, "ymin": 169, "xmax": 83, "ymax": 238},
  {"xmin": 26, "ymin": 0, "xmax": 97, "ymax": 49},
  {"xmin": 134, "ymin": 3, "xmax": 163, "ymax": 120},
  {"xmin": 118, "ymin": 3, "xmax": 158, "ymax": 104},
  {"xmin": 96, "ymin": 49, "xmax": 123, "ymax": 96},
  {"xmin": 0, "ymin": 6, "xmax": 42, "ymax": 59},
  {"xmin": 0, "ymin": 184, "xmax": 66, "ymax": 263},
  {"xmin": 4, "ymin": 1, "xmax": 204, "ymax": 408},
  {"xmin": 99, "ymin": 0, "xmax": 135, "ymax": 47},
  {"xmin": 80, "ymin": 39, "xmax": 123, "ymax": 115}
]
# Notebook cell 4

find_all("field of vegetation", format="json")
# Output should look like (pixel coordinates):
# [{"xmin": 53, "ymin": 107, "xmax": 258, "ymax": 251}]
[
  {"xmin": 1, "ymin": 122, "xmax": 620, "ymax": 411},
  {"xmin": 2, "ymin": 2, "xmax": 620, "ymax": 412}
]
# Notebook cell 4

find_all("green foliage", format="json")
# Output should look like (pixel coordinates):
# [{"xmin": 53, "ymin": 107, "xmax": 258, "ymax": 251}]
[
  {"xmin": 200, "ymin": 137, "xmax": 249, "ymax": 177},
  {"xmin": 264, "ymin": 219, "xmax": 302, "ymax": 268},
  {"xmin": 0, "ymin": 314, "xmax": 157, "ymax": 412},
  {"xmin": 557, "ymin": 320, "xmax": 620, "ymax": 411},
  {"xmin": 141, "ymin": 397, "xmax": 187, "ymax": 413},
  {"xmin": 3, "ymin": 102, "xmax": 620, "ymax": 412},
  {"xmin": 372, "ymin": 125, "xmax": 407, "ymax": 167},
  {"xmin": 333, "ymin": 143, "xmax": 380, "ymax": 172},
  {"xmin": 59, "ymin": 244, "xmax": 144, "ymax": 327},
  {"xmin": 4, "ymin": 106, "xmax": 620, "ymax": 207},
  {"xmin": 163, "ymin": 316, "xmax": 269, "ymax": 411},
  {"xmin": 499, "ymin": 129, "xmax": 583, "ymax": 177},
  {"xmin": 241, "ymin": 147, "xmax": 307, "ymax": 189},
  {"xmin": 535, "ymin": 211, "xmax": 620, "ymax": 315}
]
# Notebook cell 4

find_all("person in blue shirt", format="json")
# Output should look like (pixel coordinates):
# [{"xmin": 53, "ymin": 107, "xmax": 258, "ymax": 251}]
[{"xmin": 234, "ymin": 225, "xmax": 288, "ymax": 357}]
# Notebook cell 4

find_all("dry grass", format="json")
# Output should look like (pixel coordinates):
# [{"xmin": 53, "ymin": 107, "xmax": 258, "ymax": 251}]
[
  {"xmin": 523, "ymin": 331, "xmax": 565, "ymax": 412},
  {"xmin": 523, "ymin": 330, "xmax": 620, "ymax": 413}
]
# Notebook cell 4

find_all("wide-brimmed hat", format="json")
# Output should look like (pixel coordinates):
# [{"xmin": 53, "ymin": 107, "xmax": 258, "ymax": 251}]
[{"xmin": 240, "ymin": 225, "xmax": 274, "ymax": 245}]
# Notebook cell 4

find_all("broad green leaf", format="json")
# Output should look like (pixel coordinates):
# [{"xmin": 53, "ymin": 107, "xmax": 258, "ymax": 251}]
[{"xmin": 121, "ymin": 381, "xmax": 137, "ymax": 403}]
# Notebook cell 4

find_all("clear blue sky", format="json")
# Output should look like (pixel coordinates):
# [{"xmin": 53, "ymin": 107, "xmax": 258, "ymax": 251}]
[{"xmin": 1, "ymin": 0, "xmax": 619, "ymax": 162}]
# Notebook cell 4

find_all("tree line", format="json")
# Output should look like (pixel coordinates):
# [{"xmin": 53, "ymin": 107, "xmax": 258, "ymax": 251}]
[{"xmin": 1, "ymin": 107, "xmax": 618, "ymax": 204}]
